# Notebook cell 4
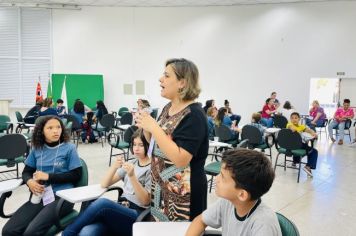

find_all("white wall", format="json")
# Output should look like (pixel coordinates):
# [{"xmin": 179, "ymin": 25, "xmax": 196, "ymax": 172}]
[{"xmin": 52, "ymin": 1, "xmax": 356, "ymax": 124}]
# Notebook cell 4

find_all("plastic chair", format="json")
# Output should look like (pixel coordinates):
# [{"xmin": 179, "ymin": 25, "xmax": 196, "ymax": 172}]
[
  {"xmin": 329, "ymin": 119, "xmax": 352, "ymax": 142},
  {"xmin": 0, "ymin": 134, "xmax": 28, "ymax": 178},
  {"xmin": 274, "ymin": 115, "xmax": 288, "ymax": 129},
  {"xmin": 274, "ymin": 129, "xmax": 308, "ymax": 183},
  {"xmin": 276, "ymin": 212, "xmax": 300, "ymax": 236},
  {"xmin": 14, "ymin": 111, "xmax": 31, "ymax": 133},
  {"xmin": 315, "ymin": 118, "xmax": 328, "ymax": 139},
  {"xmin": 0, "ymin": 115, "xmax": 13, "ymax": 134},
  {"xmin": 93, "ymin": 114, "xmax": 115, "ymax": 147},
  {"xmin": 241, "ymin": 125, "xmax": 272, "ymax": 160},
  {"xmin": 214, "ymin": 125, "xmax": 238, "ymax": 147},
  {"xmin": 108, "ymin": 125, "xmax": 138, "ymax": 165}
]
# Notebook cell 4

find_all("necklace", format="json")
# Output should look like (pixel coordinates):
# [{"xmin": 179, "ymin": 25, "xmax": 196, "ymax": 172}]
[{"xmin": 226, "ymin": 200, "xmax": 259, "ymax": 236}]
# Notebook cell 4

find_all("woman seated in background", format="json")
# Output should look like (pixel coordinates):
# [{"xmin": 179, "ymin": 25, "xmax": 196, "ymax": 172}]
[
  {"xmin": 261, "ymin": 98, "xmax": 277, "ymax": 128},
  {"xmin": 38, "ymin": 98, "xmax": 58, "ymax": 117},
  {"xmin": 306, "ymin": 100, "xmax": 326, "ymax": 131},
  {"xmin": 63, "ymin": 129, "xmax": 151, "ymax": 236},
  {"xmin": 206, "ymin": 107, "xmax": 218, "ymax": 140},
  {"xmin": 203, "ymin": 99, "xmax": 215, "ymax": 113},
  {"xmin": 224, "ymin": 99, "xmax": 241, "ymax": 126},
  {"xmin": 2, "ymin": 116, "xmax": 82, "ymax": 236},
  {"xmin": 70, "ymin": 100, "xmax": 86, "ymax": 124},
  {"xmin": 279, "ymin": 101, "xmax": 296, "ymax": 120},
  {"xmin": 214, "ymin": 107, "xmax": 239, "ymax": 141},
  {"xmin": 93, "ymin": 100, "xmax": 108, "ymax": 126},
  {"xmin": 24, "ymin": 100, "xmax": 43, "ymax": 124}
]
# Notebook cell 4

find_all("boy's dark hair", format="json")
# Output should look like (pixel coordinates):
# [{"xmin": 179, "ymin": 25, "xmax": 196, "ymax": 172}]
[
  {"xmin": 222, "ymin": 149, "xmax": 275, "ymax": 200},
  {"xmin": 290, "ymin": 112, "xmax": 300, "ymax": 118},
  {"xmin": 344, "ymin": 99, "xmax": 350, "ymax": 104},
  {"xmin": 57, "ymin": 98, "xmax": 64, "ymax": 104},
  {"xmin": 32, "ymin": 115, "xmax": 70, "ymax": 149},
  {"xmin": 271, "ymin": 92, "xmax": 277, "ymax": 96},
  {"xmin": 130, "ymin": 129, "xmax": 149, "ymax": 156}
]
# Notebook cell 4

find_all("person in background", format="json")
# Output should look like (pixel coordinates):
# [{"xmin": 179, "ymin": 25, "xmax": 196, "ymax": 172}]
[
  {"xmin": 214, "ymin": 107, "xmax": 240, "ymax": 141},
  {"xmin": 224, "ymin": 100, "xmax": 241, "ymax": 126},
  {"xmin": 328, "ymin": 99, "xmax": 354, "ymax": 145},
  {"xmin": 2, "ymin": 116, "xmax": 82, "ymax": 236},
  {"xmin": 207, "ymin": 107, "xmax": 218, "ymax": 140},
  {"xmin": 24, "ymin": 100, "xmax": 43, "ymax": 124},
  {"xmin": 56, "ymin": 99, "xmax": 67, "ymax": 117},
  {"xmin": 185, "ymin": 149, "xmax": 281, "ymax": 236},
  {"xmin": 135, "ymin": 58, "xmax": 208, "ymax": 221},
  {"xmin": 306, "ymin": 100, "xmax": 326, "ymax": 131},
  {"xmin": 270, "ymin": 92, "xmax": 280, "ymax": 108},
  {"xmin": 287, "ymin": 112, "xmax": 318, "ymax": 177},
  {"xmin": 140, "ymin": 99, "xmax": 152, "ymax": 113},
  {"xmin": 279, "ymin": 101, "xmax": 295, "ymax": 121},
  {"xmin": 38, "ymin": 98, "xmax": 58, "ymax": 117},
  {"xmin": 261, "ymin": 98, "xmax": 277, "ymax": 128},
  {"xmin": 203, "ymin": 99, "xmax": 215, "ymax": 113},
  {"xmin": 62, "ymin": 130, "xmax": 150, "ymax": 236},
  {"xmin": 71, "ymin": 100, "xmax": 86, "ymax": 124},
  {"xmin": 249, "ymin": 113, "xmax": 267, "ymax": 144},
  {"xmin": 75, "ymin": 99, "xmax": 92, "ymax": 113}
]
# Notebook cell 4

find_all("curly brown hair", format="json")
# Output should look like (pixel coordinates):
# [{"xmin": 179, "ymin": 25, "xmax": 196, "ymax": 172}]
[{"xmin": 32, "ymin": 116, "xmax": 70, "ymax": 149}]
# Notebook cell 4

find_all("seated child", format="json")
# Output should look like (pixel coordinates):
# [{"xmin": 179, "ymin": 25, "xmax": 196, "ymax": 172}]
[
  {"xmin": 286, "ymin": 112, "xmax": 318, "ymax": 177},
  {"xmin": 81, "ymin": 112, "xmax": 96, "ymax": 143},
  {"xmin": 249, "ymin": 113, "xmax": 267, "ymax": 144},
  {"xmin": 63, "ymin": 129, "xmax": 151, "ymax": 236},
  {"xmin": 185, "ymin": 149, "xmax": 281, "ymax": 236}
]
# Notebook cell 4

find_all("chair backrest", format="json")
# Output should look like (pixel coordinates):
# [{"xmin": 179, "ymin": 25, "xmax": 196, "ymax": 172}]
[
  {"xmin": 0, "ymin": 134, "xmax": 28, "ymax": 166},
  {"xmin": 241, "ymin": 125, "xmax": 262, "ymax": 145},
  {"xmin": 63, "ymin": 115, "xmax": 82, "ymax": 130},
  {"xmin": 277, "ymin": 129, "xmax": 303, "ymax": 150},
  {"xmin": 150, "ymin": 108, "xmax": 159, "ymax": 120},
  {"xmin": 15, "ymin": 111, "xmax": 24, "ymax": 122},
  {"xmin": 316, "ymin": 118, "xmax": 328, "ymax": 128},
  {"xmin": 120, "ymin": 112, "xmax": 133, "ymax": 125},
  {"xmin": 118, "ymin": 107, "xmax": 129, "ymax": 117},
  {"xmin": 74, "ymin": 158, "xmax": 89, "ymax": 188},
  {"xmin": 0, "ymin": 115, "xmax": 11, "ymax": 131},
  {"xmin": 236, "ymin": 139, "xmax": 249, "ymax": 148},
  {"xmin": 99, "ymin": 114, "xmax": 115, "ymax": 129},
  {"xmin": 274, "ymin": 115, "xmax": 288, "ymax": 129},
  {"xmin": 123, "ymin": 125, "xmax": 138, "ymax": 143},
  {"xmin": 276, "ymin": 212, "xmax": 300, "ymax": 236},
  {"xmin": 214, "ymin": 125, "xmax": 233, "ymax": 142}
]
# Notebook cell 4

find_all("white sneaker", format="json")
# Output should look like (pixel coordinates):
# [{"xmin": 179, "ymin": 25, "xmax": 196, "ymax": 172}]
[{"xmin": 303, "ymin": 166, "xmax": 313, "ymax": 177}]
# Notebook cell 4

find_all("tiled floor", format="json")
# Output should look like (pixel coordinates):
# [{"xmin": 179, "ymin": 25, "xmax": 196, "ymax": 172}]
[{"xmin": 1, "ymin": 135, "xmax": 356, "ymax": 235}]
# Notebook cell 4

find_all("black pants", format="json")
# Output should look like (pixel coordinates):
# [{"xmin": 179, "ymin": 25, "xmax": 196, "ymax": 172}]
[{"xmin": 2, "ymin": 197, "xmax": 74, "ymax": 236}]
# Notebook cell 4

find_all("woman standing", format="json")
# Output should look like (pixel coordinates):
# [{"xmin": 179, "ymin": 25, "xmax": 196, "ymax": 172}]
[{"xmin": 136, "ymin": 58, "xmax": 208, "ymax": 221}]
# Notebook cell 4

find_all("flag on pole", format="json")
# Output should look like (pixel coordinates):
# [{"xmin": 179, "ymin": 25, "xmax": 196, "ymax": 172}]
[
  {"xmin": 35, "ymin": 82, "xmax": 43, "ymax": 103},
  {"xmin": 47, "ymin": 74, "xmax": 53, "ymax": 99},
  {"xmin": 60, "ymin": 76, "xmax": 68, "ymax": 113}
]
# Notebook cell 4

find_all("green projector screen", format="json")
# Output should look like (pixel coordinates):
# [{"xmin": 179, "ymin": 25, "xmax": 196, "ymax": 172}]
[{"xmin": 49, "ymin": 74, "xmax": 104, "ymax": 110}]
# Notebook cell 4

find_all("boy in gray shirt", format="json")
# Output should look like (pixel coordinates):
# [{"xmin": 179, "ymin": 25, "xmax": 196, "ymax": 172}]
[{"xmin": 186, "ymin": 149, "xmax": 282, "ymax": 236}]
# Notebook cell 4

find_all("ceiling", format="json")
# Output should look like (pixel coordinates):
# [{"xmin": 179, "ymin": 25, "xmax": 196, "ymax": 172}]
[{"xmin": 0, "ymin": 0, "xmax": 351, "ymax": 8}]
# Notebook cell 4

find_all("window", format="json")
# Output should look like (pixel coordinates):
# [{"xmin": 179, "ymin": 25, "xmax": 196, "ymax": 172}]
[{"xmin": 0, "ymin": 7, "xmax": 51, "ymax": 108}]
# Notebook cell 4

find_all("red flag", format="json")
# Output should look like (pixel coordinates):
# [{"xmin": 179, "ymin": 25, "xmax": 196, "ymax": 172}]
[{"xmin": 36, "ymin": 82, "xmax": 43, "ymax": 103}]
